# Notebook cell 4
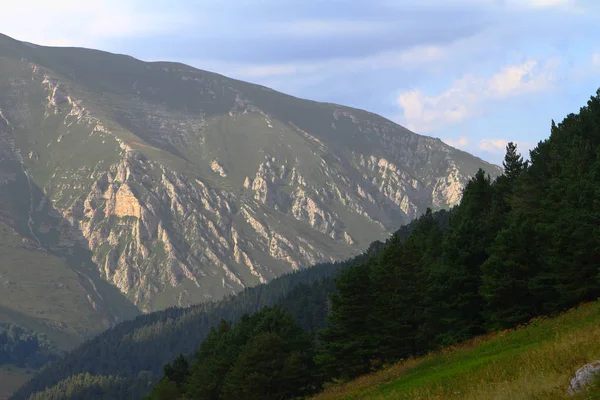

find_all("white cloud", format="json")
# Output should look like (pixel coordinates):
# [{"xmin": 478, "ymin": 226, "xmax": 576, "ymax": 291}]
[
  {"xmin": 442, "ymin": 136, "xmax": 469, "ymax": 148},
  {"xmin": 478, "ymin": 138, "xmax": 537, "ymax": 156},
  {"xmin": 396, "ymin": 58, "xmax": 561, "ymax": 132},
  {"xmin": 479, "ymin": 138, "xmax": 510, "ymax": 153},
  {"xmin": 1, "ymin": 1, "xmax": 192, "ymax": 48},
  {"xmin": 593, "ymin": 52, "xmax": 600, "ymax": 67},
  {"xmin": 518, "ymin": 0, "xmax": 571, "ymax": 7},
  {"xmin": 184, "ymin": 44, "xmax": 446, "ymax": 80},
  {"xmin": 486, "ymin": 60, "xmax": 558, "ymax": 97}
]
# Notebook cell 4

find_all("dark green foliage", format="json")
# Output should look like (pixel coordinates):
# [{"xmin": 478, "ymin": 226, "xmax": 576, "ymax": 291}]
[
  {"xmin": 277, "ymin": 279, "xmax": 335, "ymax": 332},
  {"xmin": 502, "ymin": 141, "xmax": 529, "ymax": 180},
  {"xmin": 479, "ymin": 219, "xmax": 543, "ymax": 329},
  {"xmin": 162, "ymin": 354, "xmax": 189, "ymax": 389},
  {"xmin": 369, "ymin": 209, "xmax": 444, "ymax": 364},
  {"xmin": 144, "ymin": 380, "xmax": 179, "ymax": 400},
  {"xmin": 429, "ymin": 170, "xmax": 498, "ymax": 345},
  {"xmin": 0, "ymin": 324, "xmax": 59, "ymax": 369},
  {"xmin": 317, "ymin": 209, "xmax": 452, "ymax": 381},
  {"xmin": 317, "ymin": 263, "xmax": 376, "ymax": 380},
  {"xmin": 314, "ymin": 89, "xmax": 600, "ymax": 383},
  {"xmin": 146, "ymin": 307, "xmax": 316, "ymax": 400}
]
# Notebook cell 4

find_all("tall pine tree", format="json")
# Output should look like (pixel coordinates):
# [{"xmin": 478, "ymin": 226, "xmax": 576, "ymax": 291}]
[
  {"xmin": 428, "ymin": 170, "xmax": 496, "ymax": 346},
  {"xmin": 316, "ymin": 262, "xmax": 376, "ymax": 380}
]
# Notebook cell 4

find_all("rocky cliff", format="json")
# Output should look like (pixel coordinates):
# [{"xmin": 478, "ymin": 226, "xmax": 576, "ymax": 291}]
[{"xmin": 0, "ymin": 33, "xmax": 501, "ymax": 314}]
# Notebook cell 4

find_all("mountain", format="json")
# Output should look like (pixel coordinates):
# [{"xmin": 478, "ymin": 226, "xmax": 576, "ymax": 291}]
[
  {"xmin": 12, "ymin": 75, "xmax": 600, "ymax": 400},
  {"xmin": 0, "ymin": 145, "xmax": 139, "ymax": 349},
  {"xmin": 0, "ymin": 31, "xmax": 500, "ymax": 320}
]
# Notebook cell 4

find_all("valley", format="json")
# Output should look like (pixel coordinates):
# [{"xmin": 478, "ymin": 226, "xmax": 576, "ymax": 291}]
[
  {"xmin": 1, "ymin": 3, "xmax": 599, "ymax": 397},
  {"xmin": 0, "ymin": 32, "xmax": 500, "ymax": 397}
]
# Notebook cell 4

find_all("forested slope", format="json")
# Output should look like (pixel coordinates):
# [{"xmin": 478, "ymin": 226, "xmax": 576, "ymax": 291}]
[
  {"xmin": 142, "ymin": 89, "xmax": 600, "ymax": 400},
  {"xmin": 311, "ymin": 301, "xmax": 600, "ymax": 400}
]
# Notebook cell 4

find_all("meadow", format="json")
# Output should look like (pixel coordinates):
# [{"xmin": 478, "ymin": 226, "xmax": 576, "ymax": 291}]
[{"xmin": 312, "ymin": 300, "xmax": 600, "ymax": 400}]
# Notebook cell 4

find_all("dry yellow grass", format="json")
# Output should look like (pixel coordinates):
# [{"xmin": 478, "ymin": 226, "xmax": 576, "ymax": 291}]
[{"xmin": 312, "ymin": 301, "xmax": 600, "ymax": 400}]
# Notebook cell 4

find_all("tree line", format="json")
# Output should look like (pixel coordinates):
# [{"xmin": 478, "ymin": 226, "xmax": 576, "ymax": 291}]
[{"xmin": 0, "ymin": 323, "xmax": 59, "ymax": 369}]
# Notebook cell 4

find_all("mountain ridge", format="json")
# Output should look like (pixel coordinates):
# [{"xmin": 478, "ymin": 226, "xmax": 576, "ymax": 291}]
[{"xmin": 0, "ymin": 32, "xmax": 501, "ymax": 320}]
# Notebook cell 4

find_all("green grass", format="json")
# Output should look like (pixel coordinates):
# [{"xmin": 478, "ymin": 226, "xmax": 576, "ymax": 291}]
[
  {"xmin": 0, "ymin": 222, "xmax": 108, "ymax": 349},
  {"xmin": 0, "ymin": 217, "xmax": 139, "ymax": 351},
  {"xmin": 312, "ymin": 300, "xmax": 600, "ymax": 400}
]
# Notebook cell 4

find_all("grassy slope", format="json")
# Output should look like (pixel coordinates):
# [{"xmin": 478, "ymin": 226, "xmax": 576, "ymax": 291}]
[
  {"xmin": 313, "ymin": 300, "xmax": 600, "ymax": 400},
  {"xmin": 0, "ymin": 221, "xmax": 109, "ymax": 349},
  {"xmin": 0, "ymin": 220, "xmax": 139, "ymax": 399},
  {"xmin": 0, "ymin": 223, "xmax": 119, "ymax": 400},
  {"xmin": 0, "ymin": 368, "xmax": 32, "ymax": 400}
]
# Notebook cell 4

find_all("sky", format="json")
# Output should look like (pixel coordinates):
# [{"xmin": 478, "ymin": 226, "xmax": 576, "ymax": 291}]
[{"xmin": 2, "ymin": 0, "xmax": 599, "ymax": 165}]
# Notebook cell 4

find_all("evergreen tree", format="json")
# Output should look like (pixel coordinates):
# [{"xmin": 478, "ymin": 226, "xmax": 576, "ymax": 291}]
[
  {"xmin": 145, "ymin": 379, "xmax": 181, "ymax": 400},
  {"xmin": 480, "ymin": 218, "xmax": 542, "ymax": 329},
  {"xmin": 369, "ymin": 209, "xmax": 443, "ymax": 363},
  {"xmin": 221, "ymin": 332, "xmax": 313, "ymax": 400},
  {"xmin": 502, "ymin": 141, "xmax": 528, "ymax": 180},
  {"xmin": 316, "ymin": 262, "xmax": 376, "ymax": 380},
  {"xmin": 428, "ymin": 170, "xmax": 496, "ymax": 345},
  {"xmin": 146, "ymin": 306, "xmax": 317, "ymax": 400},
  {"xmin": 479, "ymin": 143, "xmax": 542, "ymax": 328},
  {"xmin": 184, "ymin": 320, "xmax": 237, "ymax": 400},
  {"xmin": 162, "ymin": 354, "xmax": 189, "ymax": 389}
]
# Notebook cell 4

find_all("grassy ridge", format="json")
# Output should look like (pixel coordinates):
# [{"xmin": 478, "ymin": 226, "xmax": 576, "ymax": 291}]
[{"xmin": 312, "ymin": 300, "xmax": 600, "ymax": 400}]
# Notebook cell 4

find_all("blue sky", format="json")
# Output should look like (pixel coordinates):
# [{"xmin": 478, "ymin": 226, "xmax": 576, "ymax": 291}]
[{"xmin": 3, "ymin": 0, "xmax": 600, "ymax": 165}]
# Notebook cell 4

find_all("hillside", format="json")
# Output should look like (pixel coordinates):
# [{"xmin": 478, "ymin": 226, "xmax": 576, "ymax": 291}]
[
  {"xmin": 0, "ymin": 368, "xmax": 31, "ymax": 400},
  {"xmin": 136, "ymin": 89, "xmax": 600, "ymax": 400},
  {"xmin": 0, "ymin": 156, "xmax": 139, "ymax": 349},
  {"xmin": 13, "ymin": 88, "xmax": 600, "ymax": 400},
  {"xmin": 8, "ymin": 256, "xmax": 361, "ymax": 399},
  {"xmin": 0, "ymin": 31, "xmax": 500, "ymax": 321},
  {"xmin": 9, "ymin": 81, "xmax": 600, "ymax": 400},
  {"xmin": 0, "ymin": 220, "xmax": 138, "ymax": 349},
  {"xmin": 10, "ymin": 208, "xmax": 453, "ymax": 399},
  {"xmin": 312, "ymin": 300, "xmax": 600, "ymax": 400}
]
